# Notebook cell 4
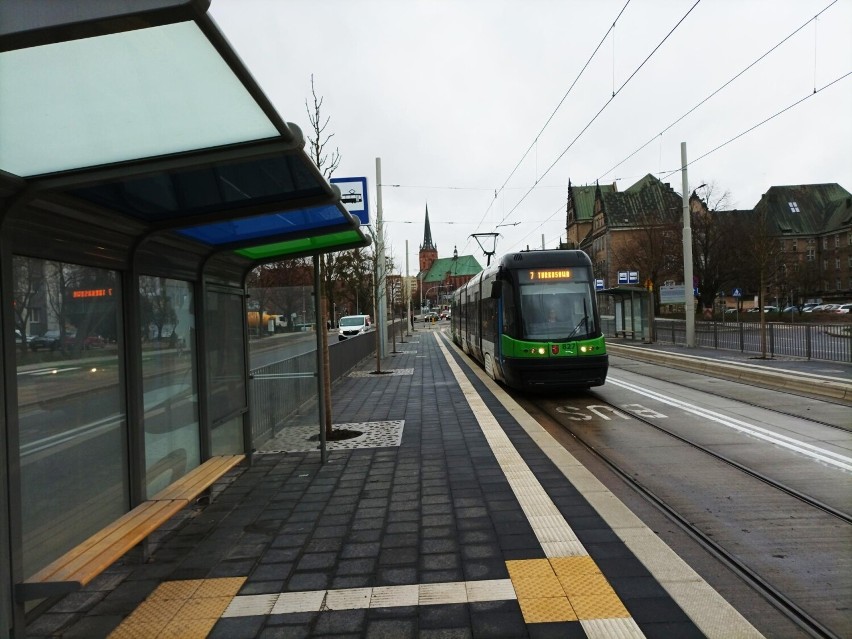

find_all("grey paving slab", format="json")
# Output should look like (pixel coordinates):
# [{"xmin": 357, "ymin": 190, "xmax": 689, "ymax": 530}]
[{"xmin": 29, "ymin": 335, "xmax": 733, "ymax": 639}]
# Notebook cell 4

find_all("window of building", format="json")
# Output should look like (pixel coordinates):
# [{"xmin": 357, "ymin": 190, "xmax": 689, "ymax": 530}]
[
  {"xmin": 836, "ymin": 258, "xmax": 841, "ymax": 270},
  {"xmin": 808, "ymin": 238, "xmax": 815, "ymax": 246},
  {"xmin": 823, "ymin": 237, "xmax": 828, "ymax": 249},
  {"xmin": 791, "ymin": 239, "xmax": 797, "ymax": 252},
  {"xmin": 806, "ymin": 248, "xmax": 815, "ymax": 261},
  {"xmin": 835, "ymin": 234, "xmax": 840, "ymax": 248},
  {"xmin": 788, "ymin": 201, "xmax": 800, "ymax": 212},
  {"xmin": 836, "ymin": 279, "xmax": 842, "ymax": 291}
]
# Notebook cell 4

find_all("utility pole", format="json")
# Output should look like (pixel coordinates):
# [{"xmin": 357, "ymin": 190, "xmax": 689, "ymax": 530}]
[
  {"xmin": 376, "ymin": 157, "xmax": 387, "ymax": 358},
  {"xmin": 681, "ymin": 142, "xmax": 695, "ymax": 348},
  {"xmin": 405, "ymin": 240, "xmax": 411, "ymax": 336}
]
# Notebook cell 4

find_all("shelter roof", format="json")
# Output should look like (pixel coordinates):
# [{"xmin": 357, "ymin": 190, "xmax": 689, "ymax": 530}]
[{"xmin": 0, "ymin": 0, "xmax": 369, "ymax": 274}]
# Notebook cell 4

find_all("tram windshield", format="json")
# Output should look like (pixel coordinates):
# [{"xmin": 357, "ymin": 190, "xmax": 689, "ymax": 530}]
[{"xmin": 519, "ymin": 281, "xmax": 596, "ymax": 341}]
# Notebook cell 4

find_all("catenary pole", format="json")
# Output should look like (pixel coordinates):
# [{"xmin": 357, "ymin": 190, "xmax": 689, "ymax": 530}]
[
  {"xmin": 681, "ymin": 142, "xmax": 695, "ymax": 348},
  {"xmin": 376, "ymin": 158, "xmax": 387, "ymax": 358},
  {"xmin": 406, "ymin": 240, "xmax": 411, "ymax": 336}
]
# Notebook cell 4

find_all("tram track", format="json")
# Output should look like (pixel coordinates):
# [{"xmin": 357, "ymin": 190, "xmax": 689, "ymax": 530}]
[{"xmin": 512, "ymin": 389, "xmax": 851, "ymax": 639}]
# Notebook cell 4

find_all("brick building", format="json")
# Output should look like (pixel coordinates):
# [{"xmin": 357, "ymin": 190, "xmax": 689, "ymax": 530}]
[{"xmin": 416, "ymin": 205, "xmax": 482, "ymax": 310}]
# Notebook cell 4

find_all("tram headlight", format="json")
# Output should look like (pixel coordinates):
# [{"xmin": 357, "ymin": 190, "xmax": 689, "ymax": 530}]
[
  {"xmin": 580, "ymin": 345, "xmax": 589, "ymax": 353},
  {"xmin": 537, "ymin": 347, "xmax": 545, "ymax": 355}
]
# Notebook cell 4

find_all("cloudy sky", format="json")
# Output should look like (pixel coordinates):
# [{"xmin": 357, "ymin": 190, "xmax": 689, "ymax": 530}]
[{"xmin": 210, "ymin": 0, "xmax": 852, "ymax": 272}]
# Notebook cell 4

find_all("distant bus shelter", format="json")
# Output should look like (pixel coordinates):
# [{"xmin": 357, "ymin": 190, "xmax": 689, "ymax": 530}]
[
  {"xmin": 599, "ymin": 286, "xmax": 655, "ymax": 342},
  {"xmin": 0, "ymin": 2, "xmax": 369, "ymax": 634}
]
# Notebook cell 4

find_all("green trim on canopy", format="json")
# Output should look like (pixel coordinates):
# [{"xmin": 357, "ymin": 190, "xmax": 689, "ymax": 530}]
[{"xmin": 235, "ymin": 229, "xmax": 367, "ymax": 260}]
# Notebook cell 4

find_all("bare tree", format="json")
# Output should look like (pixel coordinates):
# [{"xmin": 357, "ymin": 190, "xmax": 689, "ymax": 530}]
[
  {"xmin": 730, "ymin": 207, "xmax": 785, "ymax": 357},
  {"xmin": 305, "ymin": 74, "xmax": 341, "ymax": 440},
  {"xmin": 12, "ymin": 256, "xmax": 42, "ymax": 351},
  {"xmin": 690, "ymin": 182, "xmax": 740, "ymax": 313},
  {"xmin": 306, "ymin": 74, "xmax": 340, "ymax": 180}
]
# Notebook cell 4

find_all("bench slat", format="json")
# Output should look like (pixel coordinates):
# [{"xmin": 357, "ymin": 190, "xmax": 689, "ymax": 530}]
[
  {"xmin": 26, "ymin": 499, "xmax": 188, "ymax": 586},
  {"xmin": 149, "ymin": 455, "xmax": 244, "ymax": 501},
  {"xmin": 17, "ymin": 454, "xmax": 245, "ymax": 601}
]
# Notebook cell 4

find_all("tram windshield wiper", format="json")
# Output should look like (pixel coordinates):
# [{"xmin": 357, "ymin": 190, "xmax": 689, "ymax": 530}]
[{"xmin": 566, "ymin": 298, "xmax": 589, "ymax": 339}]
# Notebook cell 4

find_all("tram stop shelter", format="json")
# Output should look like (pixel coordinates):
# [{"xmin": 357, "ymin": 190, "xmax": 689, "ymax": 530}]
[
  {"xmin": 0, "ymin": 2, "xmax": 370, "ymax": 635},
  {"xmin": 599, "ymin": 286, "xmax": 655, "ymax": 343}
]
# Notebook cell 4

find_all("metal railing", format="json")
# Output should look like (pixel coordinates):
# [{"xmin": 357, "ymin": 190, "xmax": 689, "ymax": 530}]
[
  {"xmin": 602, "ymin": 316, "xmax": 852, "ymax": 363},
  {"xmin": 249, "ymin": 331, "xmax": 377, "ymax": 448}
]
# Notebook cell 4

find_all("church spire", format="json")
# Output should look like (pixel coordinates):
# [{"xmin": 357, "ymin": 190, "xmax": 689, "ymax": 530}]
[{"xmin": 421, "ymin": 203, "xmax": 436, "ymax": 251}]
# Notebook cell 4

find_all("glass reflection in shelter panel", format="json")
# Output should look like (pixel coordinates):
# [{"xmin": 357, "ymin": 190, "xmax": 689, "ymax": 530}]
[
  {"xmin": 520, "ymin": 276, "xmax": 596, "ymax": 341},
  {"xmin": 139, "ymin": 277, "xmax": 200, "ymax": 497},
  {"xmin": 206, "ymin": 288, "xmax": 247, "ymax": 455},
  {"xmin": 12, "ymin": 256, "xmax": 127, "ymax": 577}
]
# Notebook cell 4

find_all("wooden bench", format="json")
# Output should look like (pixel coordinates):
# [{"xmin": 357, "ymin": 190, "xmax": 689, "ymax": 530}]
[{"xmin": 16, "ymin": 454, "xmax": 244, "ymax": 601}]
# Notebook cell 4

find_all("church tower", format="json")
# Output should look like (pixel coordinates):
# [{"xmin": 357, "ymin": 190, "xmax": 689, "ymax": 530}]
[{"xmin": 419, "ymin": 204, "xmax": 438, "ymax": 273}]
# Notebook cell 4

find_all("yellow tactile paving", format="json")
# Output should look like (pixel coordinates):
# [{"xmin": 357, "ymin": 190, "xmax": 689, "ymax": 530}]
[
  {"xmin": 158, "ymin": 618, "xmax": 218, "ymax": 639},
  {"xmin": 505, "ymin": 557, "xmax": 632, "ymax": 625},
  {"xmin": 107, "ymin": 577, "xmax": 247, "ymax": 639},
  {"xmin": 570, "ymin": 594, "xmax": 631, "ymax": 619},
  {"xmin": 558, "ymin": 572, "xmax": 617, "ymax": 597},
  {"xmin": 506, "ymin": 558, "xmax": 554, "ymax": 580},
  {"xmin": 194, "ymin": 576, "xmax": 246, "ymax": 598},
  {"xmin": 550, "ymin": 555, "xmax": 601, "ymax": 577},
  {"xmin": 518, "ymin": 596, "xmax": 578, "ymax": 623},
  {"xmin": 179, "ymin": 595, "xmax": 233, "ymax": 619},
  {"xmin": 108, "ymin": 621, "xmax": 168, "ymax": 639},
  {"xmin": 123, "ymin": 598, "xmax": 186, "ymax": 625}
]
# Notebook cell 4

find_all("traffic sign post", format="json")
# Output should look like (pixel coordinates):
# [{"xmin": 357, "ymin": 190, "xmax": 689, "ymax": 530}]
[{"xmin": 330, "ymin": 176, "xmax": 370, "ymax": 225}]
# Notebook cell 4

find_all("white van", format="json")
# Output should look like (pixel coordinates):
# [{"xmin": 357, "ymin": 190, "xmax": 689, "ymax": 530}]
[{"xmin": 337, "ymin": 315, "xmax": 372, "ymax": 340}]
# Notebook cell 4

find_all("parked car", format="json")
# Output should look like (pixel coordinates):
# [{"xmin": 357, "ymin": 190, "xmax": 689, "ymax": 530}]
[
  {"xmin": 423, "ymin": 312, "xmax": 439, "ymax": 323},
  {"xmin": 29, "ymin": 330, "xmax": 61, "ymax": 351},
  {"xmin": 337, "ymin": 315, "xmax": 372, "ymax": 340},
  {"xmin": 816, "ymin": 304, "xmax": 840, "ymax": 312},
  {"xmin": 835, "ymin": 303, "xmax": 852, "ymax": 314},
  {"xmin": 781, "ymin": 305, "xmax": 800, "ymax": 313}
]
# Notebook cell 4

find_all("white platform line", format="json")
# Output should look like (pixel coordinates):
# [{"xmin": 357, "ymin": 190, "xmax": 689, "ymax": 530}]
[{"xmin": 438, "ymin": 333, "xmax": 765, "ymax": 639}]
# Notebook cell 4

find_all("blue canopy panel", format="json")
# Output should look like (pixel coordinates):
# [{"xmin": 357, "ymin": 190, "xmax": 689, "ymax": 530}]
[{"xmin": 178, "ymin": 204, "xmax": 353, "ymax": 246}]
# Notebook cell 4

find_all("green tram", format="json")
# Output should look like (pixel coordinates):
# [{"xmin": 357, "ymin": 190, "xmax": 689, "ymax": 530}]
[{"xmin": 450, "ymin": 249, "xmax": 608, "ymax": 391}]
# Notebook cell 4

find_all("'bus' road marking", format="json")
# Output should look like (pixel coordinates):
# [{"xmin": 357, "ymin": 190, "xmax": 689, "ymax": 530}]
[{"xmin": 608, "ymin": 377, "xmax": 852, "ymax": 472}]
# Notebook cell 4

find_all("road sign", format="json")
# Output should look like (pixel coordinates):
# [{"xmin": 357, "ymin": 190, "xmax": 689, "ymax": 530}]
[
  {"xmin": 628, "ymin": 271, "xmax": 639, "ymax": 284},
  {"xmin": 660, "ymin": 284, "xmax": 686, "ymax": 304},
  {"xmin": 618, "ymin": 271, "xmax": 628, "ymax": 284},
  {"xmin": 595, "ymin": 279, "xmax": 604, "ymax": 290},
  {"xmin": 330, "ymin": 176, "xmax": 369, "ymax": 225},
  {"xmin": 732, "ymin": 288, "xmax": 742, "ymax": 298}
]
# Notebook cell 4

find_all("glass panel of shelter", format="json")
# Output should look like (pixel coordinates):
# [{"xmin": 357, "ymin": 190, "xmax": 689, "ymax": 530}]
[{"xmin": 12, "ymin": 256, "xmax": 128, "ymax": 576}]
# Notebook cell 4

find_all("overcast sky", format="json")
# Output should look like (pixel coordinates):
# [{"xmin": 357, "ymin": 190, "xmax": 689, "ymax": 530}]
[{"xmin": 210, "ymin": 0, "xmax": 852, "ymax": 272}]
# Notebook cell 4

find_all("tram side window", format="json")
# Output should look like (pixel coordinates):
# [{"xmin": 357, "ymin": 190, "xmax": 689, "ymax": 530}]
[{"xmin": 501, "ymin": 280, "xmax": 517, "ymax": 337}]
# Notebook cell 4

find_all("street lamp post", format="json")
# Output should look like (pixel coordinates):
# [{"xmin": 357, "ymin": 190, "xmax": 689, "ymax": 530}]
[{"xmin": 680, "ymin": 142, "xmax": 699, "ymax": 348}]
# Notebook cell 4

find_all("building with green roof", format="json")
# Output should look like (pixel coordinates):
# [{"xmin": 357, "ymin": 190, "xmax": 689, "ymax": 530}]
[{"xmin": 416, "ymin": 205, "xmax": 482, "ymax": 309}]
